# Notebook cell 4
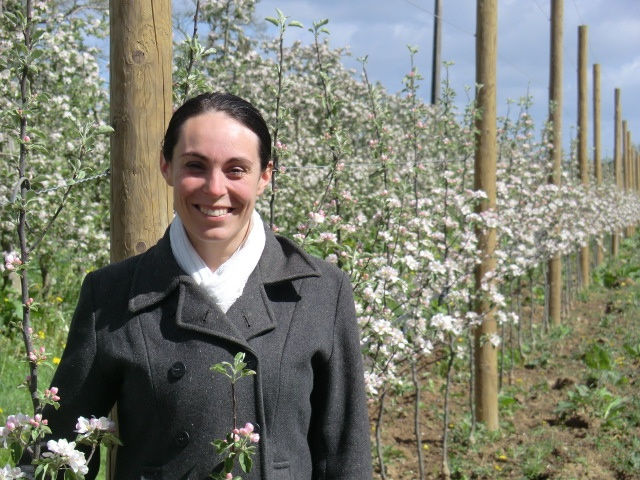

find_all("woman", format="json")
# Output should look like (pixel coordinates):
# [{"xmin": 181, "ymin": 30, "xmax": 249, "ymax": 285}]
[{"xmin": 46, "ymin": 93, "xmax": 373, "ymax": 479}]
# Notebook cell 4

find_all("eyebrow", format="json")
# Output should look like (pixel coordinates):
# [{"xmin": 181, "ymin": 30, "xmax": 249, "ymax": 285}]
[
  {"xmin": 179, "ymin": 151, "xmax": 209, "ymax": 160},
  {"xmin": 179, "ymin": 151, "xmax": 254, "ymax": 164}
]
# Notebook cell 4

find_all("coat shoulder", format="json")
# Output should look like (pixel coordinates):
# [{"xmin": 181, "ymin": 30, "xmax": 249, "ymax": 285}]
[{"xmin": 272, "ymin": 233, "xmax": 348, "ymax": 285}]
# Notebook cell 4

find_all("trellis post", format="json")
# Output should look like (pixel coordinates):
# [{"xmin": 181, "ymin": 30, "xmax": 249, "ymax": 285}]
[
  {"xmin": 547, "ymin": 0, "xmax": 563, "ymax": 326},
  {"xmin": 612, "ymin": 89, "xmax": 622, "ymax": 256},
  {"xmin": 110, "ymin": 0, "xmax": 173, "ymax": 263},
  {"xmin": 473, "ymin": 0, "xmax": 499, "ymax": 431},
  {"xmin": 577, "ymin": 25, "xmax": 589, "ymax": 287},
  {"xmin": 592, "ymin": 64, "xmax": 603, "ymax": 265}
]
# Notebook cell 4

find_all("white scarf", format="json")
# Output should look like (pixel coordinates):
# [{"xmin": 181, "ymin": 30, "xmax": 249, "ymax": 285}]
[{"xmin": 169, "ymin": 210, "xmax": 266, "ymax": 313}]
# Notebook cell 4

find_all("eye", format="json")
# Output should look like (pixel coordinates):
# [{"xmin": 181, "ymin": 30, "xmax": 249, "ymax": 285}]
[
  {"xmin": 227, "ymin": 166, "xmax": 247, "ymax": 177},
  {"xmin": 185, "ymin": 161, "xmax": 205, "ymax": 171}
]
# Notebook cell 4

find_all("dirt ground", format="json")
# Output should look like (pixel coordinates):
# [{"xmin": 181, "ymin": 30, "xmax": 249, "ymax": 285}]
[{"xmin": 372, "ymin": 284, "xmax": 640, "ymax": 480}]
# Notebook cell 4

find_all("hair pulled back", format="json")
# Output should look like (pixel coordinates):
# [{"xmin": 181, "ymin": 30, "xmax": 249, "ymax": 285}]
[{"xmin": 162, "ymin": 92, "xmax": 272, "ymax": 170}]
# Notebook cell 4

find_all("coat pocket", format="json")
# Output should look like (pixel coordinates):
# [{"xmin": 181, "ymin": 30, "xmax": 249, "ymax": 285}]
[{"xmin": 273, "ymin": 461, "xmax": 291, "ymax": 480}]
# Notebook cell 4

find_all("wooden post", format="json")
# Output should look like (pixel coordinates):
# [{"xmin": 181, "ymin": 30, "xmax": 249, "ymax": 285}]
[
  {"xmin": 624, "ymin": 125, "xmax": 634, "ymax": 237},
  {"xmin": 612, "ymin": 89, "xmax": 622, "ymax": 256},
  {"xmin": 108, "ymin": 2, "xmax": 172, "ymax": 478},
  {"xmin": 577, "ymin": 25, "xmax": 589, "ymax": 287},
  {"xmin": 636, "ymin": 147, "xmax": 639, "ymax": 193},
  {"xmin": 547, "ymin": 0, "xmax": 563, "ymax": 326},
  {"xmin": 110, "ymin": 0, "xmax": 173, "ymax": 263},
  {"xmin": 430, "ymin": 0, "xmax": 442, "ymax": 105},
  {"xmin": 593, "ymin": 63, "xmax": 603, "ymax": 265},
  {"xmin": 473, "ymin": 0, "xmax": 499, "ymax": 431}
]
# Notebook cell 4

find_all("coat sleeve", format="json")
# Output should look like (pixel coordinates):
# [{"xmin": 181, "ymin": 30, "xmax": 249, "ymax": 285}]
[
  {"xmin": 42, "ymin": 272, "xmax": 118, "ymax": 479},
  {"xmin": 310, "ymin": 271, "xmax": 373, "ymax": 479}
]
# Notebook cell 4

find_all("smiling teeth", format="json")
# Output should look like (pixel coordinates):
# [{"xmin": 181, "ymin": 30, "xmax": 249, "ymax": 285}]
[{"xmin": 199, "ymin": 207, "xmax": 229, "ymax": 217}]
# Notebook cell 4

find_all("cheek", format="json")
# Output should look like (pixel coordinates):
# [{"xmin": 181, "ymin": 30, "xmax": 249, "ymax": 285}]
[
  {"xmin": 175, "ymin": 176, "xmax": 204, "ymax": 196},
  {"xmin": 229, "ymin": 182, "xmax": 260, "ymax": 203}
]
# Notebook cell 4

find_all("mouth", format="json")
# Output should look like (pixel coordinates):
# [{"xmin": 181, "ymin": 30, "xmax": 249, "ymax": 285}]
[{"xmin": 197, "ymin": 206, "xmax": 233, "ymax": 217}]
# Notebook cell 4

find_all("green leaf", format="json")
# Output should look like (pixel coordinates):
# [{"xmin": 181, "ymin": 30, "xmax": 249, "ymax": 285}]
[
  {"xmin": 238, "ymin": 451, "xmax": 252, "ymax": 473},
  {"xmin": 96, "ymin": 125, "xmax": 115, "ymax": 135},
  {"xmin": 210, "ymin": 363, "xmax": 229, "ymax": 375},
  {"xmin": 583, "ymin": 343, "xmax": 613, "ymax": 371},
  {"xmin": 265, "ymin": 16, "xmax": 279, "ymax": 26},
  {"xmin": 10, "ymin": 442, "xmax": 23, "ymax": 464},
  {"xmin": 288, "ymin": 20, "xmax": 303, "ymax": 28},
  {"xmin": 37, "ymin": 463, "xmax": 49, "ymax": 480}
]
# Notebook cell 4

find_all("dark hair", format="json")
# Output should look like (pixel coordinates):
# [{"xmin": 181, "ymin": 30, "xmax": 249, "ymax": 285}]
[{"xmin": 162, "ymin": 92, "xmax": 272, "ymax": 170}]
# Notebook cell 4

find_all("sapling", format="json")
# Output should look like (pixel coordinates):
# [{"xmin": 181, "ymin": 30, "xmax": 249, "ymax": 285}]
[{"xmin": 210, "ymin": 352, "xmax": 259, "ymax": 480}]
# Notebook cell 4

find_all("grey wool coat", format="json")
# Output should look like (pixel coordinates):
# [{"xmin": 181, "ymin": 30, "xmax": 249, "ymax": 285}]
[{"xmin": 45, "ymin": 223, "xmax": 373, "ymax": 479}]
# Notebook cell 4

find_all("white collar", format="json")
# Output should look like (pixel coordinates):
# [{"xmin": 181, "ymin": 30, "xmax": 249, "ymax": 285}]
[{"xmin": 169, "ymin": 210, "xmax": 266, "ymax": 313}]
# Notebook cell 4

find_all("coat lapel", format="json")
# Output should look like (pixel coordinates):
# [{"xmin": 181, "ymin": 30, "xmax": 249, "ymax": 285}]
[{"xmin": 127, "ymin": 223, "xmax": 321, "ymax": 346}]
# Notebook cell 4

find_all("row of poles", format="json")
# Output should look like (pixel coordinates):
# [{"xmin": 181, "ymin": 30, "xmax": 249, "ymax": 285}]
[
  {"xmin": 473, "ymin": 0, "xmax": 638, "ymax": 431},
  {"xmin": 105, "ymin": 2, "xmax": 638, "ymax": 470}
]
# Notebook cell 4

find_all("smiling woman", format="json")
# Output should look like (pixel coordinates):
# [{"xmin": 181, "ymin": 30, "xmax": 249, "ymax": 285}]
[
  {"xmin": 43, "ymin": 92, "xmax": 373, "ymax": 479},
  {"xmin": 160, "ymin": 109, "xmax": 272, "ymax": 271}
]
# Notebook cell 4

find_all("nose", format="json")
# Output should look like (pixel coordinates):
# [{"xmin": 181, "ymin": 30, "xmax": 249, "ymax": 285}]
[{"xmin": 203, "ymin": 168, "xmax": 226, "ymax": 197}]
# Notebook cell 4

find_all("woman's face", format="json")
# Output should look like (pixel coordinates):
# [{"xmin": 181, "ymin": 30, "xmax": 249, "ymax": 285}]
[{"xmin": 161, "ymin": 111, "xmax": 271, "ymax": 265}]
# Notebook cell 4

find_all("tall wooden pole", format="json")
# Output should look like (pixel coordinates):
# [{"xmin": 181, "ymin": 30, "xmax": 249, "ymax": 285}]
[
  {"xmin": 577, "ymin": 25, "xmax": 589, "ymax": 287},
  {"xmin": 612, "ymin": 89, "xmax": 622, "ymax": 256},
  {"xmin": 430, "ymin": 0, "xmax": 442, "ymax": 105},
  {"xmin": 593, "ymin": 63, "xmax": 603, "ymax": 265},
  {"xmin": 547, "ymin": 0, "xmax": 563, "ymax": 326},
  {"xmin": 636, "ymin": 147, "xmax": 639, "ymax": 193},
  {"xmin": 109, "ymin": 3, "xmax": 172, "ymax": 478},
  {"xmin": 110, "ymin": 0, "xmax": 173, "ymax": 263},
  {"xmin": 624, "ymin": 125, "xmax": 634, "ymax": 237},
  {"xmin": 473, "ymin": 0, "xmax": 499, "ymax": 431}
]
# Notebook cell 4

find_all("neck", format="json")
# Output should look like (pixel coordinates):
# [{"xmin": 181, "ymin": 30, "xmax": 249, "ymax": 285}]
[{"xmin": 189, "ymin": 220, "xmax": 252, "ymax": 271}]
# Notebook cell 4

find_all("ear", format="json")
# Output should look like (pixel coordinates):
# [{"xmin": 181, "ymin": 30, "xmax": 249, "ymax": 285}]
[
  {"xmin": 256, "ymin": 161, "xmax": 273, "ymax": 196},
  {"xmin": 159, "ymin": 153, "xmax": 174, "ymax": 186}
]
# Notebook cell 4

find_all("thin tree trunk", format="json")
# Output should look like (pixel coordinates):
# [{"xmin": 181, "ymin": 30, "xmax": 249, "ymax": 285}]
[
  {"xmin": 375, "ymin": 389, "xmax": 388, "ymax": 480},
  {"xmin": 411, "ymin": 360, "xmax": 425, "ymax": 480},
  {"xmin": 441, "ymin": 336, "xmax": 456, "ymax": 480}
]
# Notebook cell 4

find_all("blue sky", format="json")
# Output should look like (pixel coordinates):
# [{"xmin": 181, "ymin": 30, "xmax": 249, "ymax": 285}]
[{"xmin": 250, "ymin": 0, "xmax": 640, "ymax": 162}]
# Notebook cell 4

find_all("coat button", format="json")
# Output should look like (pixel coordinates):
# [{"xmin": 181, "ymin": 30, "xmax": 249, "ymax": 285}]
[
  {"xmin": 169, "ymin": 361, "xmax": 186, "ymax": 380},
  {"xmin": 175, "ymin": 430, "xmax": 190, "ymax": 448}
]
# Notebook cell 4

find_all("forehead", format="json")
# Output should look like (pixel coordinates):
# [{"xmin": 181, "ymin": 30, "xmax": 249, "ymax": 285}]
[{"xmin": 176, "ymin": 111, "xmax": 260, "ymax": 156}]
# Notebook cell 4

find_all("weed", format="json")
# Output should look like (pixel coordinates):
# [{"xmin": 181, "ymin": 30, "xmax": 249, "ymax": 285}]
[
  {"xmin": 582, "ymin": 342, "xmax": 613, "ymax": 370},
  {"xmin": 519, "ymin": 441, "xmax": 554, "ymax": 479}
]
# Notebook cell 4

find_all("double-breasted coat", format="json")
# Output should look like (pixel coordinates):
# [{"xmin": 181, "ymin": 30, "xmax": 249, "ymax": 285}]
[{"xmin": 45, "ymin": 224, "xmax": 373, "ymax": 479}]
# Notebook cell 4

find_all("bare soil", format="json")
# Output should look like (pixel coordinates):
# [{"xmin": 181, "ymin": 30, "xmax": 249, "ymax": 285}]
[{"xmin": 372, "ymin": 281, "xmax": 640, "ymax": 480}]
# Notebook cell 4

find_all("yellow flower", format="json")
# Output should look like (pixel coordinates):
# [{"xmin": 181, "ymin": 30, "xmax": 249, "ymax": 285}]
[
  {"xmin": 38, "ymin": 330, "xmax": 45, "ymax": 339},
  {"xmin": 497, "ymin": 454, "xmax": 508, "ymax": 462},
  {"xmin": 494, "ymin": 464, "xmax": 503, "ymax": 471},
  {"xmin": 55, "ymin": 296, "xmax": 63, "ymax": 303},
  {"xmin": 422, "ymin": 444, "xmax": 429, "ymax": 451},
  {"xmin": 53, "ymin": 357, "xmax": 61, "ymax": 365}
]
